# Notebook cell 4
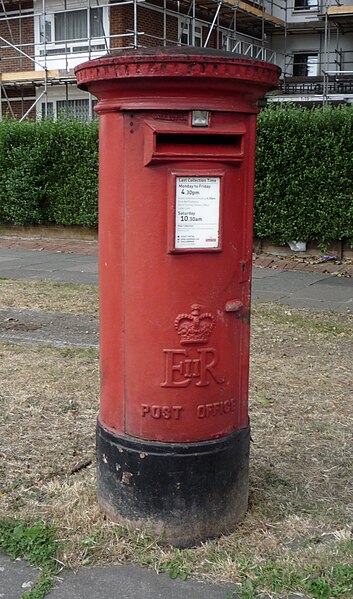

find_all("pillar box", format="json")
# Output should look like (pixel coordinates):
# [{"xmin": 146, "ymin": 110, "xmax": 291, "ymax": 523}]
[{"xmin": 75, "ymin": 49, "xmax": 280, "ymax": 547}]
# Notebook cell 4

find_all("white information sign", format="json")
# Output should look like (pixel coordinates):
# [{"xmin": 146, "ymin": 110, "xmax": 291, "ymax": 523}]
[{"xmin": 175, "ymin": 177, "xmax": 220, "ymax": 250}]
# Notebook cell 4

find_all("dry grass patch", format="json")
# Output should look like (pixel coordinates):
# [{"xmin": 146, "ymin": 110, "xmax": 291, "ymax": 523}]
[
  {"xmin": 0, "ymin": 303, "xmax": 352, "ymax": 597},
  {"xmin": 0, "ymin": 279, "xmax": 98, "ymax": 314}
]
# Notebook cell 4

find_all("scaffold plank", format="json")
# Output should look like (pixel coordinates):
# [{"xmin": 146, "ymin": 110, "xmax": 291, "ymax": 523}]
[
  {"xmin": 234, "ymin": 0, "xmax": 284, "ymax": 27},
  {"xmin": 1, "ymin": 70, "xmax": 64, "ymax": 84},
  {"xmin": 327, "ymin": 6, "xmax": 353, "ymax": 18}
]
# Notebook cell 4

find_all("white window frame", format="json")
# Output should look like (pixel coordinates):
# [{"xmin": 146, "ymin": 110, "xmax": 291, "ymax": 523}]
[
  {"xmin": 293, "ymin": 0, "xmax": 320, "ymax": 12},
  {"xmin": 178, "ymin": 18, "xmax": 203, "ymax": 47},
  {"xmin": 292, "ymin": 52, "xmax": 319, "ymax": 77},
  {"xmin": 221, "ymin": 31, "xmax": 236, "ymax": 52},
  {"xmin": 40, "ymin": 97, "xmax": 97, "ymax": 121},
  {"xmin": 37, "ymin": 5, "xmax": 108, "ymax": 57}
]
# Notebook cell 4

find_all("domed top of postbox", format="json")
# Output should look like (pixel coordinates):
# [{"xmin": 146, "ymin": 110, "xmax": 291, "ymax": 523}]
[{"xmin": 75, "ymin": 48, "xmax": 280, "ymax": 113}]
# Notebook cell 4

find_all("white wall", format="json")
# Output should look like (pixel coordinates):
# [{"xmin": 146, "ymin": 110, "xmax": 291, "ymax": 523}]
[
  {"xmin": 264, "ymin": 0, "xmax": 286, "ymax": 22},
  {"xmin": 270, "ymin": 30, "xmax": 353, "ymax": 75}
]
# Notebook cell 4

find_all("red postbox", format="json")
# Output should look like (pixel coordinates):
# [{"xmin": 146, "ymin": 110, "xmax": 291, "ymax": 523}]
[{"xmin": 75, "ymin": 49, "xmax": 280, "ymax": 546}]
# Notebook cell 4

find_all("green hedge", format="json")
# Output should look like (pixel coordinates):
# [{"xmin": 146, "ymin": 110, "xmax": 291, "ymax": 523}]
[
  {"xmin": 0, "ymin": 119, "xmax": 98, "ymax": 228},
  {"xmin": 0, "ymin": 107, "xmax": 353, "ymax": 247},
  {"xmin": 255, "ymin": 104, "xmax": 353, "ymax": 247}
]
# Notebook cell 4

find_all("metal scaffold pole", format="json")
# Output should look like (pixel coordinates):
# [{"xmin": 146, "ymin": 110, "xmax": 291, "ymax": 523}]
[
  {"xmin": 133, "ymin": 0, "xmax": 138, "ymax": 48},
  {"xmin": 203, "ymin": 1, "xmax": 222, "ymax": 48},
  {"xmin": 0, "ymin": 0, "xmax": 289, "ymax": 120}
]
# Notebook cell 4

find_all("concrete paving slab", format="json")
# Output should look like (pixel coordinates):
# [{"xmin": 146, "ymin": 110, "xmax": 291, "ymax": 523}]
[
  {"xmin": 253, "ymin": 276, "xmax": 302, "ymax": 293},
  {"xmin": 63, "ymin": 263, "xmax": 99, "ymax": 274},
  {"xmin": 0, "ymin": 554, "xmax": 39, "ymax": 598},
  {"xmin": 268, "ymin": 270, "xmax": 327, "ymax": 283},
  {"xmin": 0, "ymin": 555, "xmax": 311, "ymax": 599},
  {"xmin": 251, "ymin": 268, "xmax": 279, "ymax": 279},
  {"xmin": 21, "ymin": 258, "xmax": 78, "ymax": 267},
  {"xmin": 252, "ymin": 289, "xmax": 289, "ymax": 302},
  {"xmin": 290, "ymin": 284, "xmax": 353, "ymax": 302},
  {"xmin": 0, "ymin": 256, "xmax": 72, "ymax": 267},
  {"xmin": 251, "ymin": 269, "xmax": 353, "ymax": 311},
  {"xmin": 47, "ymin": 564, "xmax": 239, "ymax": 599},
  {"xmin": 314, "ymin": 275, "xmax": 353, "ymax": 288},
  {"xmin": 275, "ymin": 296, "xmax": 353, "ymax": 312},
  {"xmin": 252, "ymin": 270, "xmax": 328, "ymax": 292},
  {"xmin": 0, "ymin": 249, "xmax": 99, "ymax": 285},
  {"xmin": 0, "ymin": 256, "xmax": 19, "ymax": 264}
]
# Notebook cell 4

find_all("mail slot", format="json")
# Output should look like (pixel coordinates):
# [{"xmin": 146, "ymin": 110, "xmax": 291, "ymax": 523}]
[
  {"xmin": 144, "ymin": 119, "xmax": 245, "ymax": 164},
  {"xmin": 75, "ymin": 48, "xmax": 280, "ymax": 546},
  {"xmin": 155, "ymin": 132, "xmax": 243, "ymax": 152}
]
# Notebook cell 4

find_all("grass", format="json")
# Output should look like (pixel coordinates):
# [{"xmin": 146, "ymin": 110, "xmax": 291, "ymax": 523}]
[
  {"xmin": 0, "ymin": 520, "xmax": 59, "ymax": 598},
  {"xmin": 0, "ymin": 279, "xmax": 98, "ymax": 314},
  {"xmin": 231, "ymin": 548, "xmax": 353, "ymax": 598},
  {"xmin": 0, "ymin": 282, "xmax": 352, "ymax": 598},
  {"xmin": 252, "ymin": 302, "xmax": 353, "ymax": 338}
]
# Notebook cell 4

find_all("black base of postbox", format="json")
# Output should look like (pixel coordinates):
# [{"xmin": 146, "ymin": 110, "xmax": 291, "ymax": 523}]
[{"xmin": 96, "ymin": 420, "xmax": 250, "ymax": 547}]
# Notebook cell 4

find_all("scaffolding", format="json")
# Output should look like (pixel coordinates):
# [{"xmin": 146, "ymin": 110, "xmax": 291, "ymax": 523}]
[
  {"xmin": 0, "ymin": 0, "xmax": 353, "ymax": 119},
  {"xmin": 0, "ymin": 0, "xmax": 287, "ymax": 119},
  {"xmin": 279, "ymin": 0, "xmax": 353, "ymax": 103}
]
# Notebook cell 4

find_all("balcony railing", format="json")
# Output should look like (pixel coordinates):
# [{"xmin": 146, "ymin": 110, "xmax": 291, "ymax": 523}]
[
  {"xmin": 230, "ymin": 39, "xmax": 277, "ymax": 64},
  {"xmin": 281, "ymin": 75, "xmax": 353, "ymax": 96}
]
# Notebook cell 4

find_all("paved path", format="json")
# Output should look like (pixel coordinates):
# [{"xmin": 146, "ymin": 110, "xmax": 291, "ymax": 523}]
[
  {"xmin": 0, "ymin": 247, "xmax": 352, "ymax": 312},
  {"xmin": 0, "ymin": 553, "xmax": 309, "ymax": 599},
  {"xmin": 1, "ymin": 245, "xmax": 350, "ymax": 599},
  {"xmin": 0, "ymin": 555, "xmax": 240, "ymax": 599},
  {"xmin": 252, "ymin": 265, "xmax": 353, "ymax": 312},
  {"xmin": 0, "ymin": 248, "xmax": 98, "ymax": 285},
  {"xmin": 0, "ymin": 247, "xmax": 351, "ymax": 350}
]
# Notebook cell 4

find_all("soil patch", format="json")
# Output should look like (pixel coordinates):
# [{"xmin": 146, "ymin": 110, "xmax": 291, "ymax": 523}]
[{"xmin": 0, "ymin": 308, "xmax": 98, "ymax": 349}]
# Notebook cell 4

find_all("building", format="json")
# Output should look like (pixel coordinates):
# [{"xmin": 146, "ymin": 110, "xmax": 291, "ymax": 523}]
[{"xmin": 0, "ymin": 1, "xmax": 353, "ymax": 120}]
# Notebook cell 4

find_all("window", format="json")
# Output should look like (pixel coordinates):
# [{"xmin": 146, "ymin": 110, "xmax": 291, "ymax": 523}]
[
  {"xmin": 294, "ymin": 0, "xmax": 319, "ymax": 10},
  {"xmin": 178, "ymin": 20, "xmax": 202, "ymax": 47},
  {"xmin": 57, "ymin": 99, "xmax": 97, "ymax": 121},
  {"xmin": 40, "ymin": 16, "xmax": 52, "ymax": 43},
  {"xmin": 293, "ymin": 53, "xmax": 318, "ymax": 77},
  {"xmin": 39, "ymin": 7, "xmax": 105, "ymax": 50},
  {"xmin": 40, "ymin": 99, "xmax": 97, "ymax": 121},
  {"xmin": 41, "ymin": 102, "xmax": 54, "ymax": 119},
  {"xmin": 54, "ymin": 8, "xmax": 103, "ymax": 41},
  {"xmin": 222, "ymin": 32, "xmax": 236, "ymax": 52}
]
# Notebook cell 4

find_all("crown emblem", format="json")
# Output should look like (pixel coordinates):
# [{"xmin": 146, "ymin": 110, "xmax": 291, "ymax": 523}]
[{"xmin": 174, "ymin": 304, "xmax": 215, "ymax": 345}]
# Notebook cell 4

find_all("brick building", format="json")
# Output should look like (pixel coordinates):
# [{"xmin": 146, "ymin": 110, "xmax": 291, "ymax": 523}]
[{"xmin": 1, "ymin": 1, "xmax": 353, "ymax": 120}]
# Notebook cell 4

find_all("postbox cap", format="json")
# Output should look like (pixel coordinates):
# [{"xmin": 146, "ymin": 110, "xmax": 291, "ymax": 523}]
[
  {"xmin": 75, "ymin": 47, "xmax": 281, "ymax": 112},
  {"xmin": 76, "ymin": 47, "xmax": 280, "ymax": 88}
]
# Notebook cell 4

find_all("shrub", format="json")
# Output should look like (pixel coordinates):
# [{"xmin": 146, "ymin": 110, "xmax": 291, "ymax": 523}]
[
  {"xmin": 0, "ymin": 119, "xmax": 98, "ymax": 227},
  {"xmin": 44, "ymin": 120, "xmax": 98, "ymax": 227},
  {"xmin": 0, "ymin": 108, "xmax": 352, "ymax": 248},
  {"xmin": 255, "ymin": 104, "xmax": 353, "ymax": 247},
  {"xmin": 0, "ymin": 121, "xmax": 47, "ymax": 224}
]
